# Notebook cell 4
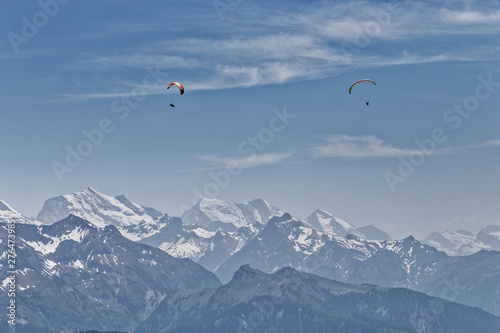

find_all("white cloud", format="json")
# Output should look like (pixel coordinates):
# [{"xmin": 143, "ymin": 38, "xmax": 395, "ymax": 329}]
[
  {"xmin": 70, "ymin": 55, "xmax": 200, "ymax": 70},
  {"xmin": 200, "ymin": 152, "xmax": 292, "ymax": 169},
  {"xmin": 49, "ymin": 0, "xmax": 500, "ymax": 101},
  {"xmin": 311, "ymin": 134, "xmax": 421, "ymax": 159},
  {"xmin": 311, "ymin": 135, "xmax": 500, "ymax": 159},
  {"xmin": 445, "ymin": 139, "xmax": 500, "ymax": 152},
  {"xmin": 441, "ymin": 10, "xmax": 500, "ymax": 24}
]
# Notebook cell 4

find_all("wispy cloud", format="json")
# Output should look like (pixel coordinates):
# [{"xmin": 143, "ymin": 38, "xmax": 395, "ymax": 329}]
[
  {"xmin": 441, "ymin": 10, "xmax": 500, "ymax": 24},
  {"xmin": 439, "ymin": 139, "xmax": 500, "ymax": 153},
  {"xmin": 69, "ymin": 55, "xmax": 200, "ymax": 70},
  {"xmin": 200, "ymin": 152, "xmax": 292, "ymax": 169},
  {"xmin": 39, "ymin": 0, "xmax": 500, "ymax": 101},
  {"xmin": 311, "ymin": 134, "xmax": 421, "ymax": 159},
  {"xmin": 311, "ymin": 135, "xmax": 500, "ymax": 159}
]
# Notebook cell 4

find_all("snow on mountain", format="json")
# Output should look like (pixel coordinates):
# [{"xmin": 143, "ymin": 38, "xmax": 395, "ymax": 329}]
[
  {"xmin": 184, "ymin": 198, "xmax": 247, "ymax": 228},
  {"xmin": 0, "ymin": 200, "xmax": 24, "ymax": 222},
  {"xmin": 304, "ymin": 209, "xmax": 393, "ymax": 240},
  {"xmin": 422, "ymin": 225, "xmax": 500, "ymax": 256},
  {"xmin": 422, "ymin": 230, "xmax": 476, "ymax": 255},
  {"xmin": 0, "ymin": 200, "xmax": 40, "ymax": 225},
  {"xmin": 140, "ymin": 215, "xmax": 264, "ymax": 272},
  {"xmin": 0, "ymin": 215, "xmax": 220, "ymax": 332},
  {"xmin": 235, "ymin": 198, "xmax": 284, "ymax": 225},
  {"xmin": 214, "ymin": 213, "xmax": 444, "ymax": 286},
  {"xmin": 181, "ymin": 197, "xmax": 283, "ymax": 230},
  {"xmin": 305, "ymin": 209, "xmax": 358, "ymax": 236},
  {"xmin": 36, "ymin": 187, "xmax": 163, "ymax": 241},
  {"xmin": 24, "ymin": 223, "xmax": 91, "ymax": 255},
  {"xmin": 211, "ymin": 212, "xmax": 500, "ymax": 316},
  {"xmin": 456, "ymin": 225, "xmax": 500, "ymax": 255}
]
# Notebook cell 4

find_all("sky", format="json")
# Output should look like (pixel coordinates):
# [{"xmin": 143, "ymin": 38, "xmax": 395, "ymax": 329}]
[{"xmin": 1, "ymin": 0, "xmax": 500, "ymax": 239}]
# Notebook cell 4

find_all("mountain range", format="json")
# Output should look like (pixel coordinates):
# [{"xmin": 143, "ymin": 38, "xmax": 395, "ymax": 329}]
[
  {"xmin": 2, "ymin": 187, "xmax": 500, "ymax": 324},
  {"xmin": 181, "ymin": 197, "xmax": 283, "ymax": 231},
  {"xmin": 422, "ymin": 225, "xmax": 500, "ymax": 255},
  {"xmin": 35, "ymin": 187, "xmax": 164, "ymax": 241},
  {"xmin": 5, "ymin": 187, "xmax": 394, "ymax": 240},
  {"xmin": 0, "ymin": 215, "xmax": 220, "ymax": 332},
  {"xmin": 213, "ymin": 213, "xmax": 500, "ymax": 317},
  {"xmin": 305, "ymin": 209, "xmax": 393, "ymax": 240},
  {"xmin": 137, "ymin": 265, "xmax": 500, "ymax": 333},
  {"xmin": 3, "ymin": 213, "xmax": 498, "ymax": 332},
  {"xmin": 4, "ymin": 188, "xmax": 393, "ymax": 273},
  {"xmin": 139, "ymin": 214, "xmax": 264, "ymax": 272}
]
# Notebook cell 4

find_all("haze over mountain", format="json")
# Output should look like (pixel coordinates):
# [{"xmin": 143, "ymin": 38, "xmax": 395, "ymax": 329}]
[
  {"xmin": 8, "ymin": 187, "xmax": 500, "ymax": 317},
  {"xmin": 0, "ymin": 200, "xmax": 35, "ymax": 224},
  {"xmin": 2, "ymin": 189, "xmax": 500, "ymax": 331},
  {"xmin": 213, "ymin": 213, "xmax": 500, "ymax": 316},
  {"xmin": 30, "ymin": 187, "xmax": 394, "ymax": 244},
  {"xmin": 135, "ymin": 196, "xmax": 393, "ymax": 272},
  {"xmin": 305, "ymin": 209, "xmax": 393, "ymax": 240},
  {"xmin": 180, "ymin": 197, "xmax": 283, "ymax": 231},
  {"xmin": 214, "ymin": 214, "xmax": 444, "ymax": 285},
  {"xmin": 422, "ymin": 225, "xmax": 500, "ymax": 256},
  {"xmin": 138, "ymin": 265, "xmax": 500, "ymax": 333},
  {"xmin": 140, "ymin": 215, "xmax": 264, "ymax": 272}
]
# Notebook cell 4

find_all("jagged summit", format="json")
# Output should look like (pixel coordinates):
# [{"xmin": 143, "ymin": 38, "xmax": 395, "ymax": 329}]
[
  {"xmin": 305, "ymin": 209, "xmax": 358, "ymax": 236},
  {"xmin": 0, "ymin": 199, "xmax": 34, "ymax": 224},
  {"xmin": 422, "ymin": 225, "xmax": 500, "ymax": 255},
  {"xmin": 0, "ymin": 214, "xmax": 220, "ymax": 332},
  {"xmin": 0, "ymin": 199, "xmax": 24, "ymax": 221},
  {"xmin": 181, "ymin": 196, "xmax": 284, "ymax": 229},
  {"xmin": 36, "ymin": 187, "xmax": 163, "ymax": 241}
]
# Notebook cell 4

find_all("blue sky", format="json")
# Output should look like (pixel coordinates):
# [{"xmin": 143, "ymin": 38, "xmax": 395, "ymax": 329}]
[{"xmin": 1, "ymin": 0, "xmax": 500, "ymax": 238}]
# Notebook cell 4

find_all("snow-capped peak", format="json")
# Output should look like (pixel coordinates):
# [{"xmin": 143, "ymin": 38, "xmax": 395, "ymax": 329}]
[
  {"xmin": 25, "ymin": 215, "xmax": 96, "ymax": 255},
  {"xmin": 0, "ymin": 200, "xmax": 25, "ymax": 222},
  {"xmin": 198, "ymin": 198, "xmax": 247, "ymax": 225},
  {"xmin": 0, "ymin": 200, "xmax": 18, "ymax": 213},
  {"xmin": 36, "ymin": 187, "xmax": 163, "ymax": 241},
  {"xmin": 305, "ymin": 209, "xmax": 358, "ymax": 237},
  {"xmin": 241, "ymin": 198, "xmax": 284, "ymax": 224},
  {"xmin": 422, "ymin": 225, "xmax": 500, "ymax": 256},
  {"xmin": 181, "ymin": 197, "xmax": 284, "ymax": 229}
]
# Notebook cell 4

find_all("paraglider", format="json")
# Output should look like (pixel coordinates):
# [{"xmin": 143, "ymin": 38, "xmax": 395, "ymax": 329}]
[
  {"xmin": 166, "ymin": 82, "xmax": 184, "ymax": 107},
  {"xmin": 349, "ymin": 79, "xmax": 376, "ymax": 106}
]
